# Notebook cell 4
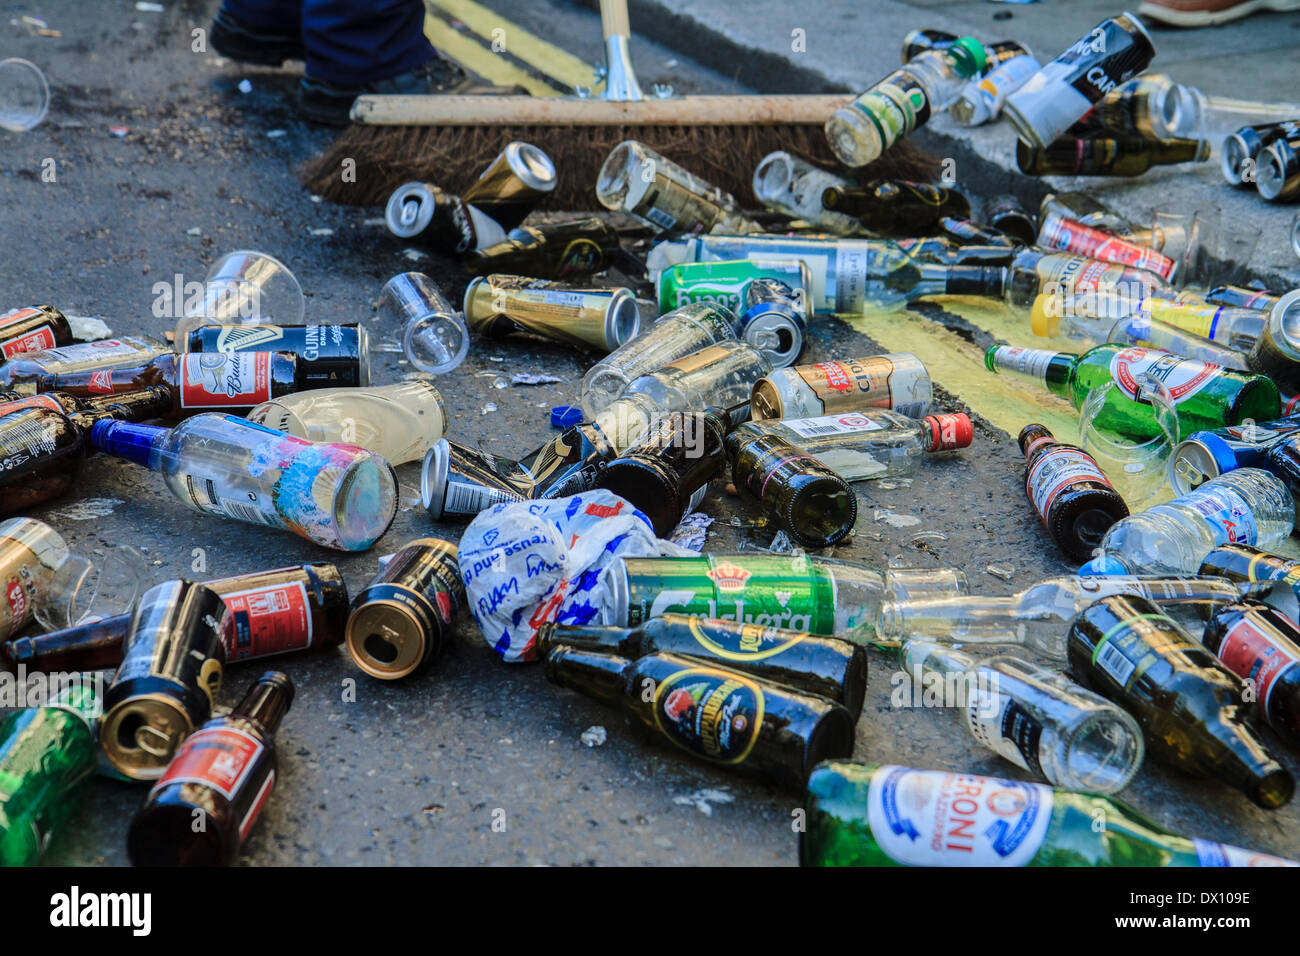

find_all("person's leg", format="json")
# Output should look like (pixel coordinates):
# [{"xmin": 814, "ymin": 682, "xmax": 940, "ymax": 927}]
[
  {"xmin": 211, "ymin": 0, "xmax": 306, "ymax": 65},
  {"xmin": 301, "ymin": 0, "xmax": 434, "ymax": 86}
]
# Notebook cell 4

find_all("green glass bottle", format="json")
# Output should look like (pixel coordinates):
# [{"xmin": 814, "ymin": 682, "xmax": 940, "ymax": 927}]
[
  {"xmin": 985, "ymin": 343, "xmax": 1280, "ymax": 440},
  {"xmin": 536, "ymin": 613, "xmax": 869, "ymax": 718},
  {"xmin": 801, "ymin": 761, "xmax": 1297, "ymax": 867},
  {"xmin": 544, "ymin": 646, "xmax": 855, "ymax": 792},
  {"xmin": 0, "ymin": 679, "xmax": 99, "ymax": 865},
  {"xmin": 1068, "ymin": 594, "xmax": 1293, "ymax": 810}
]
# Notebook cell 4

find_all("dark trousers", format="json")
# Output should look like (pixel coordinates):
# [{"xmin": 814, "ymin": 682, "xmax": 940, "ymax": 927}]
[{"xmin": 222, "ymin": 0, "xmax": 435, "ymax": 85}]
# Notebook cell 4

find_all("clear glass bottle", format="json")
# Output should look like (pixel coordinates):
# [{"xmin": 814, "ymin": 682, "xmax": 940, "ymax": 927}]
[
  {"xmin": 729, "ymin": 409, "xmax": 971, "ymax": 481},
  {"xmin": 826, "ymin": 38, "xmax": 986, "ymax": 167},
  {"xmin": 247, "ymin": 380, "xmax": 447, "ymax": 465},
  {"xmin": 1085, "ymin": 468, "xmax": 1294, "ymax": 575},
  {"xmin": 750, "ymin": 151, "xmax": 861, "ymax": 235},
  {"xmin": 899, "ymin": 639, "xmax": 1144, "ymax": 794},
  {"xmin": 950, "ymin": 52, "xmax": 1042, "ymax": 126},
  {"xmin": 89, "ymin": 414, "xmax": 399, "ymax": 551},
  {"xmin": 596, "ymin": 140, "xmax": 761, "ymax": 235}
]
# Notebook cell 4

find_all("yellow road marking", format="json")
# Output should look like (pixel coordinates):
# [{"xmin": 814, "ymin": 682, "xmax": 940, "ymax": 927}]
[
  {"xmin": 428, "ymin": 0, "xmax": 604, "ymax": 93},
  {"xmin": 423, "ymin": 6, "xmax": 563, "ymax": 96}
]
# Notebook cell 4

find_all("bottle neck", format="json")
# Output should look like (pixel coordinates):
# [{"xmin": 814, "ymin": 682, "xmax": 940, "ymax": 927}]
[
  {"xmin": 543, "ymin": 645, "xmax": 630, "ymax": 708},
  {"xmin": 234, "ymin": 671, "xmax": 295, "ymax": 735},
  {"xmin": 70, "ymin": 386, "xmax": 173, "ymax": 432},
  {"xmin": 985, "ymin": 346, "xmax": 1074, "ymax": 398},
  {"xmin": 88, "ymin": 419, "xmax": 169, "ymax": 468},
  {"xmin": 536, "ymin": 622, "xmax": 634, "ymax": 658},
  {"xmin": 1203, "ymin": 716, "xmax": 1294, "ymax": 810}
]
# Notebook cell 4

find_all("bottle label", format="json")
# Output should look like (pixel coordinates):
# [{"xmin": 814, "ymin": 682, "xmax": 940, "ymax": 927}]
[
  {"xmin": 1108, "ymin": 347, "xmax": 1222, "ymax": 405},
  {"xmin": 178, "ymin": 469, "xmax": 286, "ymax": 531},
  {"xmin": 1039, "ymin": 215, "xmax": 1175, "ymax": 280},
  {"xmin": 1026, "ymin": 447, "xmax": 1113, "ymax": 521},
  {"xmin": 1193, "ymin": 839, "xmax": 1299, "ymax": 867},
  {"xmin": 1, "ymin": 325, "xmax": 56, "ymax": 359},
  {"xmin": 866, "ymin": 766, "xmax": 1052, "ymax": 866},
  {"xmin": 1142, "ymin": 301, "xmax": 1225, "ymax": 340},
  {"xmin": 442, "ymin": 477, "xmax": 521, "ymax": 517},
  {"xmin": 652, "ymin": 666, "xmax": 764, "ymax": 765},
  {"xmin": 153, "ymin": 726, "xmax": 264, "ymax": 801},
  {"xmin": 39, "ymin": 339, "xmax": 144, "ymax": 364},
  {"xmin": 848, "ymin": 72, "xmax": 930, "ymax": 153},
  {"xmin": 782, "ymin": 412, "xmax": 884, "ymax": 439},
  {"xmin": 1091, "ymin": 613, "xmax": 1186, "ymax": 690},
  {"xmin": 685, "ymin": 616, "xmax": 806, "ymax": 663},
  {"xmin": 663, "ymin": 344, "xmax": 733, "ymax": 376},
  {"xmin": 966, "ymin": 687, "xmax": 1044, "ymax": 777},
  {"xmin": 179, "ymin": 352, "xmax": 273, "ymax": 408},
  {"xmin": 221, "ymin": 581, "xmax": 313, "ymax": 660},
  {"xmin": 1036, "ymin": 255, "xmax": 1151, "ymax": 298},
  {"xmin": 990, "ymin": 345, "xmax": 1055, "ymax": 382},
  {"xmin": 0, "ymin": 412, "xmax": 62, "ymax": 471},
  {"xmin": 1189, "ymin": 485, "xmax": 1259, "ymax": 546},
  {"xmin": 1216, "ymin": 615, "xmax": 1300, "ymax": 712}
]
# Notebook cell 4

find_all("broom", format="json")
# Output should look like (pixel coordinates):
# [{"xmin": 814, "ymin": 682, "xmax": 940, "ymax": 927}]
[{"xmin": 298, "ymin": 0, "xmax": 939, "ymax": 208}]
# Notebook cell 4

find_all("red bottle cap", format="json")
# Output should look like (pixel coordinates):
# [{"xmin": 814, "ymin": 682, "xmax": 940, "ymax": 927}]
[{"xmin": 924, "ymin": 413, "xmax": 973, "ymax": 452}]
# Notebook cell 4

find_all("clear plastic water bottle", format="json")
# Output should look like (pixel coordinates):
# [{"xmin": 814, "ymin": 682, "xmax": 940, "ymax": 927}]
[
  {"xmin": 826, "ymin": 38, "xmax": 986, "ymax": 167},
  {"xmin": 900, "ymin": 639, "xmax": 1145, "ymax": 794},
  {"xmin": 1083, "ymin": 468, "xmax": 1294, "ymax": 575}
]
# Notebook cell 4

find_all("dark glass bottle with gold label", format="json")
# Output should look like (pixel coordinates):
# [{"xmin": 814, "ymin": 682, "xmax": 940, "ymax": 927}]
[
  {"xmin": 1202, "ymin": 600, "xmax": 1300, "ymax": 751},
  {"xmin": 127, "ymin": 670, "xmax": 293, "ymax": 866},
  {"xmin": 1017, "ymin": 136, "xmax": 1209, "ymax": 176},
  {"xmin": 821, "ymin": 181, "xmax": 970, "ymax": 235},
  {"xmin": 725, "ymin": 429, "xmax": 858, "ymax": 549},
  {"xmin": 597, "ymin": 408, "xmax": 728, "ymax": 538},
  {"xmin": 544, "ymin": 646, "xmax": 855, "ymax": 791},
  {"xmin": 1068, "ymin": 593, "xmax": 1293, "ymax": 809},
  {"xmin": 465, "ymin": 219, "xmax": 623, "ymax": 280},
  {"xmin": 536, "ymin": 613, "xmax": 868, "ymax": 718},
  {"xmin": 1019, "ymin": 423, "xmax": 1129, "ymax": 562}
]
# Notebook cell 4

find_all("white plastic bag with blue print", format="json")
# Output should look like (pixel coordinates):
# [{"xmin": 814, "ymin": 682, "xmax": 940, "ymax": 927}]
[{"xmin": 460, "ymin": 489, "xmax": 693, "ymax": 663}]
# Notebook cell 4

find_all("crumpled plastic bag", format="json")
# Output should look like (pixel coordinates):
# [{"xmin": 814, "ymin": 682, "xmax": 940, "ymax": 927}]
[{"xmin": 460, "ymin": 489, "xmax": 691, "ymax": 662}]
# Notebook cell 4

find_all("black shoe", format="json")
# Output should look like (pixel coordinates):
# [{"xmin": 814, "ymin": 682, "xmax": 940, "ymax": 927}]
[
  {"xmin": 298, "ymin": 57, "xmax": 472, "ymax": 126},
  {"xmin": 210, "ymin": 8, "xmax": 306, "ymax": 67}
]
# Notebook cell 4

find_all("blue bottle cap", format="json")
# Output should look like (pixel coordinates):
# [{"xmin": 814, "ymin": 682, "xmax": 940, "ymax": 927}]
[
  {"xmin": 551, "ymin": 405, "xmax": 583, "ymax": 429},
  {"xmin": 1078, "ymin": 555, "xmax": 1131, "ymax": 577}
]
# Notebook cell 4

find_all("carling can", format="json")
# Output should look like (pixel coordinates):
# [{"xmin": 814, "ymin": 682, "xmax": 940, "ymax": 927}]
[
  {"xmin": 738, "ymin": 277, "xmax": 806, "ymax": 369},
  {"xmin": 750, "ymin": 353, "xmax": 932, "ymax": 420},
  {"xmin": 100, "ymin": 580, "xmax": 230, "ymax": 780},
  {"xmin": 657, "ymin": 257, "xmax": 813, "ymax": 316},
  {"xmin": 604, "ymin": 554, "xmax": 838, "ymax": 633},
  {"xmin": 345, "ymin": 538, "xmax": 464, "ymax": 680},
  {"xmin": 1003, "ymin": 12, "xmax": 1157, "ymax": 151}
]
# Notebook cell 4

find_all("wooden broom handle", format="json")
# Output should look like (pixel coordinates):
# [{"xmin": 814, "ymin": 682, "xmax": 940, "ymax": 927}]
[
  {"xmin": 600, "ymin": 0, "xmax": 632, "ymax": 40},
  {"xmin": 351, "ymin": 94, "xmax": 851, "ymax": 125}
]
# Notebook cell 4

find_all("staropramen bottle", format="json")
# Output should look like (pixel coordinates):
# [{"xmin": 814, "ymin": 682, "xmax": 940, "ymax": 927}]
[{"xmin": 985, "ymin": 343, "xmax": 1280, "ymax": 440}]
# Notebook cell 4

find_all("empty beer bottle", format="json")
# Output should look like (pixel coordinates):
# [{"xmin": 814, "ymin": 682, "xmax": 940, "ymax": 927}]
[
  {"xmin": 1068, "ymin": 594, "xmax": 1293, "ymax": 809},
  {"xmin": 899, "ymin": 639, "xmax": 1144, "ymax": 793},
  {"xmin": 537, "ymin": 612, "xmax": 869, "ymax": 718},
  {"xmin": 1018, "ymin": 137, "xmax": 1209, "ymax": 177},
  {"xmin": 0, "ymin": 337, "xmax": 171, "ymax": 393},
  {"xmin": 0, "ymin": 678, "xmax": 99, "ymax": 865},
  {"xmin": 820, "ymin": 180, "xmax": 970, "ymax": 235},
  {"xmin": 0, "ymin": 305, "xmax": 74, "ymax": 359},
  {"xmin": 544, "ymin": 646, "xmax": 855, "ymax": 791},
  {"xmin": 465, "ymin": 218, "xmax": 625, "ymax": 279},
  {"xmin": 995, "ymin": 247, "xmax": 1169, "ymax": 310},
  {"xmin": 1202, "ymin": 600, "xmax": 1300, "ymax": 751},
  {"xmin": 1200, "ymin": 543, "xmax": 1300, "ymax": 619},
  {"xmin": 127, "ymin": 671, "xmax": 293, "ymax": 866},
  {"xmin": 751, "ymin": 152, "xmax": 861, "ymax": 236},
  {"xmin": 801, "ymin": 762, "xmax": 1297, "ymax": 866},
  {"xmin": 985, "ymin": 343, "xmax": 1280, "ymax": 440},
  {"xmin": 726, "ymin": 428, "xmax": 858, "ymax": 549},
  {"xmin": 1019, "ymin": 423, "xmax": 1128, "ymax": 562}
]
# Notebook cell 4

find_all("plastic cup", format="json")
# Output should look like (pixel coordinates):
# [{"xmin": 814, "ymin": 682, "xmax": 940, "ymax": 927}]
[
  {"xmin": 200, "ymin": 250, "xmax": 306, "ymax": 326},
  {"xmin": 381, "ymin": 272, "xmax": 469, "ymax": 375},
  {"xmin": 36, "ymin": 545, "xmax": 149, "ymax": 630},
  {"xmin": 1177, "ymin": 205, "xmax": 1260, "ymax": 292},
  {"xmin": 1079, "ymin": 376, "xmax": 1179, "ymax": 511},
  {"xmin": 0, "ymin": 58, "xmax": 50, "ymax": 132}
]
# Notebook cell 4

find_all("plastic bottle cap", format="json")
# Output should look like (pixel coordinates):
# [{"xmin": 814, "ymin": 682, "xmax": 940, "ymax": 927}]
[
  {"xmin": 1030, "ymin": 294, "xmax": 1061, "ymax": 337},
  {"xmin": 924, "ymin": 413, "xmax": 974, "ymax": 451},
  {"xmin": 551, "ymin": 405, "xmax": 583, "ymax": 429},
  {"xmin": 949, "ymin": 37, "xmax": 988, "ymax": 78},
  {"xmin": 1078, "ymin": 555, "xmax": 1131, "ymax": 577}
]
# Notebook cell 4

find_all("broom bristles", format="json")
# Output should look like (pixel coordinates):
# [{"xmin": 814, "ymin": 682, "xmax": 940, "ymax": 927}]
[{"xmin": 298, "ymin": 123, "xmax": 940, "ymax": 209}]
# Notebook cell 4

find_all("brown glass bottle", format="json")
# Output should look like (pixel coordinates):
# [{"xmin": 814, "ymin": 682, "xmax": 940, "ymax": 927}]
[
  {"xmin": 1202, "ymin": 600, "xmax": 1300, "ymax": 752},
  {"xmin": 0, "ymin": 387, "xmax": 173, "ymax": 515},
  {"xmin": 725, "ymin": 430, "xmax": 858, "ymax": 549},
  {"xmin": 0, "ymin": 305, "xmax": 74, "ymax": 359},
  {"xmin": 465, "ymin": 218, "xmax": 622, "ymax": 279},
  {"xmin": 1017, "ymin": 136, "xmax": 1209, "ymax": 176},
  {"xmin": 544, "ymin": 646, "xmax": 855, "ymax": 791},
  {"xmin": 0, "ymin": 337, "xmax": 171, "ymax": 393},
  {"xmin": 1, "ymin": 562, "xmax": 349, "ymax": 672},
  {"xmin": 127, "ymin": 670, "xmax": 293, "ymax": 866},
  {"xmin": 1068, "ymin": 594, "xmax": 1293, "ymax": 809},
  {"xmin": 1019, "ymin": 423, "xmax": 1129, "ymax": 562},
  {"xmin": 821, "ymin": 181, "xmax": 971, "ymax": 235},
  {"xmin": 537, "ymin": 613, "xmax": 869, "ymax": 718},
  {"xmin": 597, "ymin": 409, "xmax": 727, "ymax": 537},
  {"xmin": 37, "ymin": 351, "xmax": 313, "ymax": 421}
]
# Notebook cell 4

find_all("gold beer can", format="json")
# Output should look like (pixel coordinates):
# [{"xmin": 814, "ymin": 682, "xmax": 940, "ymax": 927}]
[{"xmin": 464, "ymin": 275, "xmax": 641, "ymax": 352}]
